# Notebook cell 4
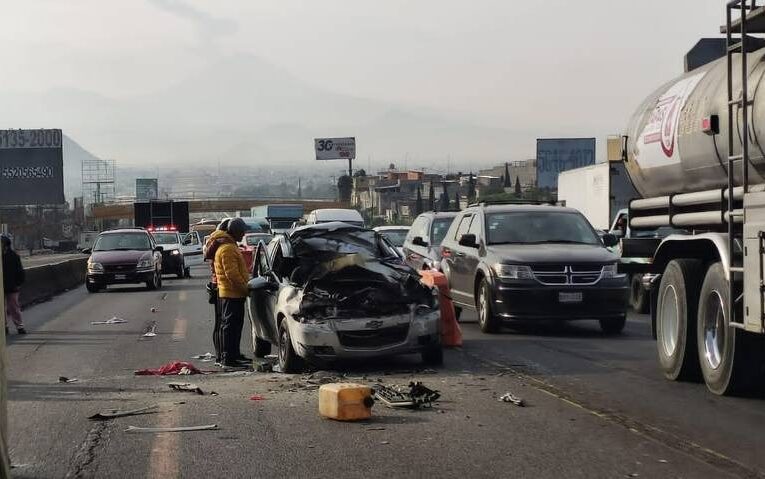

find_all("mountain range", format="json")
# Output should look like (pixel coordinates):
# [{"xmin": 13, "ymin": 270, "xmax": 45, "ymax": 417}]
[{"xmin": 2, "ymin": 53, "xmax": 529, "ymax": 173}]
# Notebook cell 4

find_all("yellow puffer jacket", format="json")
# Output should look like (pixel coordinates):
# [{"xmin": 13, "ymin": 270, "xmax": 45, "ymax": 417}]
[{"xmin": 214, "ymin": 234, "xmax": 250, "ymax": 298}]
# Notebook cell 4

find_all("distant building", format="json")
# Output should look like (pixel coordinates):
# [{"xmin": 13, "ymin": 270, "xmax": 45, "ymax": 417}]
[{"xmin": 479, "ymin": 160, "xmax": 537, "ymax": 189}]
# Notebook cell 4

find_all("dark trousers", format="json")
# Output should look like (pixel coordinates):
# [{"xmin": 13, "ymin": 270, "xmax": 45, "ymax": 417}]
[
  {"xmin": 219, "ymin": 297, "xmax": 245, "ymax": 363},
  {"xmin": 212, "ymin": 291, "xmax": 222, "ymax": 362}
]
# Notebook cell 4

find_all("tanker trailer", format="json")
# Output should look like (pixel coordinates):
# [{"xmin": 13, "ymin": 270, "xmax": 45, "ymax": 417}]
[{"xmin": 623, "ymin": 4, "xmax": 765, "ymax": 395}]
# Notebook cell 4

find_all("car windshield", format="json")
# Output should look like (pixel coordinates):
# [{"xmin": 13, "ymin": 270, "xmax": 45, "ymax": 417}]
[
  {"xmin": 94, "ymin": 233, "xmax": 152, "ymax": 251},
  {"xmin": 270, "ymin": 220, "xmax": 295, "ymax": 229},
  {"xmin": 487, "ymin": 212, "xmax": 601, "ymax": 245},
  {"xmin": 431, "ymin": 217, "xmax": 454, "ymax": 246},
  {"xmin": 246, "ymin": 234, "xmax": 273, "ymax": 246},
  {"xmin": 151, "ymin": 232, "xmax": 178, "ymax": 244},
  {"xmin": 379, "ymin": 229, "xmax": 408, "ymax": 247}
]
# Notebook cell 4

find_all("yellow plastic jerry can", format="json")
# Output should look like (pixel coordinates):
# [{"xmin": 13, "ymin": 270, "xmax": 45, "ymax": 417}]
[{"xmin": 319, "ymin": 383, "xmax": 374, "ymax": 421}]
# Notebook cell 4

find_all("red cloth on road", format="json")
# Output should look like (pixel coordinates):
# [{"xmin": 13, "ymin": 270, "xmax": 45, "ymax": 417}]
[{"xmin": 134, "ymin": 361, "xmax": 202, "ymax": 376}]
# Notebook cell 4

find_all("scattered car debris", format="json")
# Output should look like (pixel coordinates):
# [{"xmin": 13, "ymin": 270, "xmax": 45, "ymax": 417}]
[
  {"xmin": 58, "ymin": 376, "xmax": 78, "ymax": 383},
  {"xmin": 499, "ymin": 392, "xmax": 525, "ymax": 407},
  {"xmin": 380, "ymin": 441, "xmax": 390, "ymax": 445},
  {"xmin": 90, "ymin": 316, "xmax": 127, "ymax": 325},
  {"xmin": 125, "ymin": 424, "xmax": 218, "ymax": 433},
  {"xmin": 366, "ymin": 427, "xmax": 386, "ymax": 431},
  {"xmin": 141, "ymin": 321, "xmax": 158, "ymax": 338},
  {"xmin": 134, "ymin": 361, "xmax": 203, "ymax": 376},
  {"xmin": 249, "ymin": 394, "xmax": 266, "ymax": 401},
  {"xmin": 150, "ymin": 307, "xmax": 157, "ymax": 313},
  {"xmin": 168, "ymin": 382, "xmax": 204, "ymax": 395},
  {"xmin": 88, "ymin": 405, "xmax": 158, "ymax": 421},
  {"xmin": 373, "ymin": 382, "xmax": 440, "ymax": 408},
  {"xmin": 192, "ymin": 352, "xmax": 215, "ymax": 362}
]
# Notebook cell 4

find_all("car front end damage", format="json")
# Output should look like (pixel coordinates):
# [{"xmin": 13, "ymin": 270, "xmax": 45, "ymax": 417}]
[{"xmin": 277, "ymin": 233, "xmax": 442, "ymax": 363}]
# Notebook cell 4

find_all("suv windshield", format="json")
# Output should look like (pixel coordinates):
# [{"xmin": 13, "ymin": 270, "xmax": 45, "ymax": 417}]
[
  {"xmin": 151, "ymin": 233, "xmax": 178, "ymax": 244},
  {"xmin": 431, "ymin": 217, "xmax": 454, "ymax": 246},
  {"xmin": 487, "ymin": 211, "xmax": 600, "ymax": 245},
  {"xmin": 94, "ymin": 233, "xmax": 152, "ymax": 251},
  {"xmin": 246, "ymin": 234, "xmax": 273, "ymax": 246}
]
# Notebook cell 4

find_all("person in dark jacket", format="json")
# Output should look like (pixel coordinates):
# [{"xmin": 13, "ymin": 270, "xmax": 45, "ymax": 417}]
[{"xmin": 2, "ymin": 235, "xmax": 26, "ymax": 335}]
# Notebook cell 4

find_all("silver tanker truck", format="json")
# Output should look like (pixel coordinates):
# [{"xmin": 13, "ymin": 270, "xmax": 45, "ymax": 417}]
[{"xmin": 622, "ymin": 3, "xmax": 765, "ymax": 395}]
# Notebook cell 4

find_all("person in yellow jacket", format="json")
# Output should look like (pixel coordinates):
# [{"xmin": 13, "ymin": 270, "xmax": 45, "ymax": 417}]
[{"xmin": 214, "ymin": 218, "xmax": 250, "ymax": 367}]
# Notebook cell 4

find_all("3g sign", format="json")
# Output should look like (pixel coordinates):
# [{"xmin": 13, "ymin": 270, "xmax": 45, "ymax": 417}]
[
  {"xmin": 316, "ymin": 139, "xmax": 334, "ymax": 152},
  {"xmin": 314, "ymin": 137, "xmax": 356, "ymax": 161}
]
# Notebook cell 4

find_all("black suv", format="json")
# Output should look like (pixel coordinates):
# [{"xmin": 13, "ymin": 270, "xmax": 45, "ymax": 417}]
[
  {"xmin": 84, "ymin": 228, "xmax": 164, "ymax": 292},
  {"xmin": 440, "ymin": 204, "xmax": 628, "ymax": 334},
  {"xmin": 402, "ymin": 212, "xmax": 459, "ymax": 271}
]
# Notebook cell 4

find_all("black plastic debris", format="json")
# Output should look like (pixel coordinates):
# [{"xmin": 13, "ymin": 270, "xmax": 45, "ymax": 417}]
[
  {"xmin": 58, "ymin": 376, "xmax": 78, "ymax": 383},
  {"xmin": 88, "ymin": 405, "xmax": 158, "ymax": 421},
  {"xmin": 373, "ymin": 382, "xmax": 440, "ymax": 408}
]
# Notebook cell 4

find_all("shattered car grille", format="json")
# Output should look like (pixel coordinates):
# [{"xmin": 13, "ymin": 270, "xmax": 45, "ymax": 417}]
[{"xmin": 337, "ymin": 324, "xmax": 410, "ymax": 348}]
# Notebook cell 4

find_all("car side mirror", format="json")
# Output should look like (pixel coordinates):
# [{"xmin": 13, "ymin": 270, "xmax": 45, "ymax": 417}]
[
  {"xmin": 155, "ymin": 246, "xmax": 164, "ymax": 252},
  {"xmin": 602, "ymin": 233, "xmax": 619, "ymax": 248},
  {"xmin": 248, "ymin": 277, "xmax": 270, "ymax": 292},
  {"xmin": 412, "ymin": 236, "xmax": 428, "ymax": 247},
  {"xmin": 81, "ymin": 248, "xmax": 92, "ymax": 255},
  {"xmin": 459, "ymin": 234, "xmax": 478, "ymax": 248}
]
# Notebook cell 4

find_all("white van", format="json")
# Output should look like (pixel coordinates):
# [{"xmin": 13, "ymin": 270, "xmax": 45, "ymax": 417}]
[{"xmin": 306, "ymin": 208, "xmax": 365, "ymax": 227}]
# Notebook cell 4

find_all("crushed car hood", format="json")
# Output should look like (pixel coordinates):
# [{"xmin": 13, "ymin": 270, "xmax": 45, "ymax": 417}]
[{"xmin": 286, "ymin": 225, "xmax": 435, "ymax": 319}]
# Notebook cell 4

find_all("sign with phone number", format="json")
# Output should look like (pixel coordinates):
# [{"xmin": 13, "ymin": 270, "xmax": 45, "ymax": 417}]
[
  {"xmin": 0, "ymin": 129, "xmax": 63, "ymax": 149},
  {"xmin": 0, "ymin": 129, "xmax": 64, "ymax": 205}
]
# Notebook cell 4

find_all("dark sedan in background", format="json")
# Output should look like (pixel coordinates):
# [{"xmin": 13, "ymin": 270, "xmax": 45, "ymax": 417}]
[
  {"xmin": 440, "ymin": 203, "xmax": 628, "ymax": 334},
  {"xmin": 85, "ymin": 228, "xmax": 164, "ymax": 292}
]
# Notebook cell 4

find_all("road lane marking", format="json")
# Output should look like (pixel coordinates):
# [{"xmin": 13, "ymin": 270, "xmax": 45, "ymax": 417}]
[
  {"xmin": 148, "ymin": 406, "xmax": 180, "ymax": 479},
  {"xmin": 172, "ymin": 318, "xmax": 187, "ymax": 342},
  {"xmin": 463, "ymin": 351, "xmax": 764, "ymax": 478}
]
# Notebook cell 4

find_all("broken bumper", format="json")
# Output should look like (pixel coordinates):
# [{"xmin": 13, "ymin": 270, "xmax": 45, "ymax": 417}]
[{"xmin": 287, "ymin": 309, "xmax": 441, "ymax": 360}]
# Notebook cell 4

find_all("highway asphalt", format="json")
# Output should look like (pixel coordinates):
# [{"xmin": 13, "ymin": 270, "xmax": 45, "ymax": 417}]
[{"xmin": 5, "ymin": 265, "xmax": 763, "ymax": 478}]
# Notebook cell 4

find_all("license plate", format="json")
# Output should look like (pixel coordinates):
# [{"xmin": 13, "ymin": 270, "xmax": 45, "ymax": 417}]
[
  {"xmin": 114, "ymin": 274, "xmax": 126, "ymax": 280},
  {"xmin": 558, "ymin": 292, "xmax": 582, "ymax": 303}
]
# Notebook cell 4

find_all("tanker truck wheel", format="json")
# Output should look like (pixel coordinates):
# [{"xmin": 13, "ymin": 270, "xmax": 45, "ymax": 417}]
[
  {"xmin": 696, "ymin": 262, "xmax": 761, "ymax": 396},
  {"xmin": 656, "ymin": 259, "xmax": 703, "ymax": 381}
]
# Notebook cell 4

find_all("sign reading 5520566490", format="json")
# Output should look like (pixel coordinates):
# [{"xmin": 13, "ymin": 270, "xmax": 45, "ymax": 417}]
[{"xmin": 0, "ymin": 129, "xmax": 65, "ymax": 206}]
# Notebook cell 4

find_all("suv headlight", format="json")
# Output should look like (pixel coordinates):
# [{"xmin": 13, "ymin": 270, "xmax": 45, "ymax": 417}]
[
  {"xmin": 170, "ymin": 249, "xmax": 181, "ymax": 256},
  {"xmin": 88, "ymin": 261, "xmax": 104, "ymax": 273},
  {"xmin": 494, "ymin": 264, "xmax": 533, "ymax": 280},
  {"xmin": 137, "ymin": 258, "xmax": 153, "ymax": 269},
  {"xmin": 601, "ymin": 264, "xmax": 625, "ymax": 279}
]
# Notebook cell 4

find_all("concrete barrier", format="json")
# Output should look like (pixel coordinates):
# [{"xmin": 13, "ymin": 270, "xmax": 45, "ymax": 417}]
[{"xmin": 18, "ymin": 257, "xmax": 88, "ymax": 307}]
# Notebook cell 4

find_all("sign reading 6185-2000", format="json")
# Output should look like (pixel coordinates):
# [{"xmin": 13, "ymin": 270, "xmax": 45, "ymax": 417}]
[
  {"xmin": 0, "ymin": 129, "xmax": 63, "ymax": 149},
  {"xmin": 0, "ymin": 129, "xmax": 65, "ymax": 206}
]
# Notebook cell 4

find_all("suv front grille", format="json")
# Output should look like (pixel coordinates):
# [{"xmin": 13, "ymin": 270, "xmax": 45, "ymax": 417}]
[
  {"xmin": 104, "ymin": 264, "xmax": 137, "ymax": 274},
  {"xmin": 531, "ymin": 264, "xmax": 604, "ymax": 286}
]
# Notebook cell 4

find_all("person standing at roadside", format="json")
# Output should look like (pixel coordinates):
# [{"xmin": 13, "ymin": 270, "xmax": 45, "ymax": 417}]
[
  {"xmin": 2, "ymin": 235, "xmax": 26, "ymax": 335},
  {"xmin": 214, "ymin": 218, "xmax": 250, "ymax": 367},
  {"xmin": 204, "ymin": 219, "xmax": 230, "ymax": 365}
]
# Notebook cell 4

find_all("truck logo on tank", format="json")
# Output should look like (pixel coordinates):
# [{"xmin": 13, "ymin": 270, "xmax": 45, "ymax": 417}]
[{"xmin": 636, "ymin": 72, "xmax": 706, "ymax": 168}]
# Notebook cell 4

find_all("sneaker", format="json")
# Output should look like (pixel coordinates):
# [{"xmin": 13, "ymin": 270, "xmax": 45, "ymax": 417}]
[{"xmin": 17, "ymin": 328, "xmax": 27, "ymax": 335}]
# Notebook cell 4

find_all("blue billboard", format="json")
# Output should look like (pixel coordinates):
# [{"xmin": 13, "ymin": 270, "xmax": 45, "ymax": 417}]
[{"xmin": 536, "ymin": 138, "xmax": 596, "ymax": 190}]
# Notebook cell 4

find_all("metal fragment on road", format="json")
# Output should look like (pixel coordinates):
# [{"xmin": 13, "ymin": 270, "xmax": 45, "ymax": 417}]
[
  {"xmin": 91, "ymin": 316, "xmax": 127, "ymax": 325},
  {"xmin": 192, "ymin": 352, "xmax": 215, "ymax": 362},
  {"xmin": 88, "ymin": 404, "xmax": 158, "ymax": 421},
  {"xmin": 168, "ymin": 382, "xmax": 204, "ymax": 395},
  {"xmin": 58, "ymin": 376, "xmax": 78, "ymax": 383},
  {"xmin": 499, "ymin": 392, "xmax": 525, "ymax": 406},
  {"xmin": 125, "ymin": 424, "xmax": 218, "ymax": 433}
]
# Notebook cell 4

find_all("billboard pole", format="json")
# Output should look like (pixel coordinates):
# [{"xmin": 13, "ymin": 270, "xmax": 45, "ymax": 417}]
[{"xmin": 348, "ymin": 158, "xmax": 353, "ymax": 178}]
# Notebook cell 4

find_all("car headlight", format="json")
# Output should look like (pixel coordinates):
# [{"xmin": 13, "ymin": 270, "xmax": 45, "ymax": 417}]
[
  {"xmin": 137, "ymin": 258, "xmax": 153, "ymax": 269},
  {"xmin": 494, "ymin": 264, "xmax": 533, "ymax": 280},
  {"xmin": 88, "ymin": 262, "xmax": 104, "ymax": 273},
  {"xmin": 601, "ymin": 264, "xmax": 625, "ymax": 279},
  {"xmin": 171, "ymin": 249, "xmax": 181, "ymax": 256}
]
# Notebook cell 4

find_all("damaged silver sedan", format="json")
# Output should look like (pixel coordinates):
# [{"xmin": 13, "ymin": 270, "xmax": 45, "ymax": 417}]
[{"xmin": 247, "ymin": 222, "xmax": 443, "ymax": 373}]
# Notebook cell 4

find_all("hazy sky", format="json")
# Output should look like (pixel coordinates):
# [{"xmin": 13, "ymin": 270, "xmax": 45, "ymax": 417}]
[{"xmin": 1, "ymin": 0, "xmax": 726, "ymax": 166}]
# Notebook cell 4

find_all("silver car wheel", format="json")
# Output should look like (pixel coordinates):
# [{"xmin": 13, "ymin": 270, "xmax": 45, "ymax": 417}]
[
  {"xmin": 659, "ymin": 284, "xmax": 680, "ymax": 358},
  {"xmin": 702, "ymin": 290, "xmax": 726, "ymax": 370}
]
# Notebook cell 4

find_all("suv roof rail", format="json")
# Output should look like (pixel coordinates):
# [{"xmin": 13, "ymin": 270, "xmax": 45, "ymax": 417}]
[{"xmin": 467, "ymin": 199, "xmax": 563, "ymax": 207}]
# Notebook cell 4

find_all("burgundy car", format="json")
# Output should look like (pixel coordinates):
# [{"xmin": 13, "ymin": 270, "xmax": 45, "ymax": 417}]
[{"xmin": 84, "ymin": 228, "xmax": 164, "ymax": 292}]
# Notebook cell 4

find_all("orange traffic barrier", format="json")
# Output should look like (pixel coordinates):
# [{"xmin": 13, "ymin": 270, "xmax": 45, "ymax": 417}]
[{"xmin": 420, "ymin": 270, "xmax": 462, "ymax": 347}]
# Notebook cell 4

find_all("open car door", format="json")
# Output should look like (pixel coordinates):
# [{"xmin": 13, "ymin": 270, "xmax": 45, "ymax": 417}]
[
  {"xmin": 247, "ymin": 241, "xmax": 279, "ymax": 348},
  {"xmin": 181, "ymin": 232, "xmax": 204, "ymax": 267}
]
